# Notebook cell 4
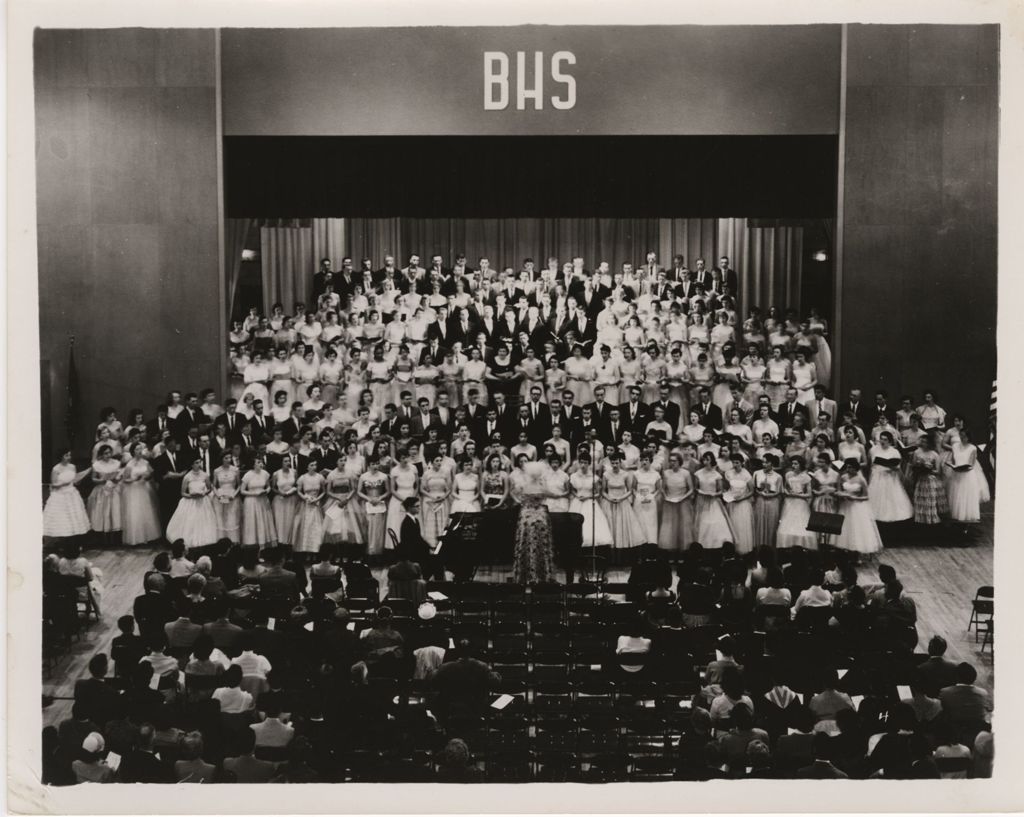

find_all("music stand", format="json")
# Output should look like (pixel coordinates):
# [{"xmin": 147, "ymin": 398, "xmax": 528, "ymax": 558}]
[{"xmin": 807, "ymin": 511, "xmax": 844, "ymax": 550}]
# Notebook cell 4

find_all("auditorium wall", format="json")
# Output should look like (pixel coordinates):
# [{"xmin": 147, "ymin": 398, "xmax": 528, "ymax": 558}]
[
  {"xmin": 841, "ymin": 24, "xmax": 998, "ymax": 432},
  {"xmin": 34, "ymin": 29, "xmax": 221, "ymax": 459}
]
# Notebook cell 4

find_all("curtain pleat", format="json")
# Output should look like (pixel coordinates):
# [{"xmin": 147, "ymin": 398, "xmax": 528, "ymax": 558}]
[
  {"xmin": 312, "ymin": 218, "xmax": 346, "ymax": 269},
  {"xmin": 260, "ymin": 227, "xmax": 314, "ymax": 313},
  {"xmin": 717, "ymin": 218, "xmax": 803, "ymax": 314}
]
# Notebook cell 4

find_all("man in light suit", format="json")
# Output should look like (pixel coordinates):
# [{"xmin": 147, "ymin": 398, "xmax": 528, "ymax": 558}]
[{"xmin": 806, "ymin": 385, "xmax": 838, "ymax": 428}]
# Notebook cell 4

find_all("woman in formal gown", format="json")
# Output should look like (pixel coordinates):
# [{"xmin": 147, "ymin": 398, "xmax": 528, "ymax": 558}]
[
  {"xmin": 439, "ymin": 349, "xmax": 464, "ymax": 408},
  {"xmin": 764, "ymin": 346, "xmax": 792, "ymax": 410},
  {"xmin": 365, "ymin": 345, "xmax": 393, "ymax": 412},
  {"xmin": 392, "ymin": 345, "xmax": 417, "ymax": 406},
  {"xmin": 632, "ymin": 454, "xmax": 662, "ymax": 544},
  {"xmin": 752, "ymin": 454, "xmax": 783, "ymax": 549},
  {"xmin": 810, "ymin": 454, "xmax": 840, "ymax": 547},
  {"xmin": 291, "ymin": 347, "xmax": 320, "ymax": 411},
  {"xmin": 481, "ymin": 454, "xmax": 510, "ymax": 510},
  {"xmin": 775, "ymin": 457, "xmax": 818, "ymax": 550},
  {"xmin": 386, "ymin": 450, "xmax": 421, "ymax": 546},
  {"xmin": 806, "ymin": 308, "xmax": 832, "ymax": 389},
  {"xmin": 87, "ymin": 445, "xmax": 122, "ymax": 544},
  {"xmin": 640, "ymin": 343, "xmax": 668, "ymax": 405},
  {"xmin": 91, "ymin": 426, "xmax": 122, "ymax": 464},
  {"xmin": 119, "ymin": 443, "xmax": 161, "ymax": 546},
  {"xmin": 916, "ymin": 390, "xmax": 948, "ymax": 432},
  {"xmin": 322, "ymin": 461, "xmax": 364, "ymax": 548},
  {"xmin": 512, "ymin": 462, "xmax": 555, "ymax": 584},
  {"xmin": 544, "ymin": 455, "xmax": 571, "ymax": 514},
  {"xmin": 569, "ymin": 456, "xmax": 614, "ymax": 548},
  {"xmin": 722, "ymin": 454, "xmax": 756, "ymax": 554},
  {"xmin": 357, "ymin": 458, "xmax": 390, "ymax": 562},
  {"xmin": 414, "ymin": 355, "xmax": 440, "ymax": 408},
  {"xmin": 517, "ymin": 347, "xmax": 547, "ymax": 403},
  {"xmin": 945, "ymin": 428, "xmax": 984, "ymax": 524},
  {"xmin": 911, "ymin": 433, "xmax": 949, "ymax": 526},
  {"xmin": 241, "ymin": 351, "xmax": 272, "ymax": 410},
  {"xmin": 44, "ymin": 449, "xmax": 91, "ymax": 540},
  {"xmin": 790, "ymin": 349, "xmax": 818, "ymax": 406},
  {"xmin": 211, "ymin": 453, "xmax": 241, "ymax": 545},
  {"xmin": 269, "ymin": 348, "xmax": 295, "ymax": 409},
  {"xmin": 835, "ymin": 460, "xmax": 884, "ymax": 555},
  {"xmin": 602, "ymin": 453, "xmax": 645, "ymax": 555},
  {"xmin": 167, "ymin": 459, "xmax": 220, "ymax": 548},
  {"xmin": 837, "ymin": 425, "xmax": 869, "ymax": 472},
  {"xmin": 667, "ymin": 346, "xmax": 694, "ymax": 415},
  {"xmin": 318, "ymin": 346, "xmax": 344, "ymax": 408},
  {"xmin": 693, "ymin": 453, "xmax": 735, "ymax": 550},
  {"xmin": 867, "ymin": 432, "xmax": 913, "ymax": 523},
  {"xmin": 240, "ymin": 457, "xmax": 277, "ymax": 548},
  {"xmin": 344, "ymin": 347, "xmax": 368, "ymax": 410},
  {"xmin": 713, "ymin": 345, "xmax": 742, "ymax": 410},
  {"xmin": 419, "ymin": 455, "xmax": 453, "ymax": 548},
  {"xmin": 291, "ymin": 459, "xmax": 326, "ymax": 556},
  {"xmin": 564, "ymin": 345, "xmax": 595, "ymax": 406},
  {"xmin": 544, "ymin": 356, "xmax": 568, "ymax": 407},
  {"xmin": 739, "ymin": 344, "xmax": 768, "ymax": 406},
  {"xmin": 271, "ymin": 455, "xmax": 299, "ymax": 548},
  {"xmin": 658, "ymin": 452, "xmax": 695, "ymax": 552},
  {"xmin": 461, "ymin": 346, "xmax": 487, "ymax": 405},
  {"xmin": 450, "ymin": 458, "xmax": 482, "ymax": 514}
]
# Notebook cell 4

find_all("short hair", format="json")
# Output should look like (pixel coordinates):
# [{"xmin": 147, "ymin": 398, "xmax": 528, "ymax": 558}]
[
  {"xmin": 955, "ymin": 662, "xmax": 978, "ymax": 685},
  {"xmin": 402, "ymin": 496, "xmax": 419, "ymax": 511},
  {"xmin": 927, "ymin": 635, "xmax": 948, "ymax": 657}
]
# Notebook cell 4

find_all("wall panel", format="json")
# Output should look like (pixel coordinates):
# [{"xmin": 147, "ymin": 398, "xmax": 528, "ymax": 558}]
[
  {"xmin": 35, "ymin": 29, "xmax": 220, "ymax": 457},
  {"xmin": 841, "ymin": 24, "xmax": 998, "ymax": 430}
]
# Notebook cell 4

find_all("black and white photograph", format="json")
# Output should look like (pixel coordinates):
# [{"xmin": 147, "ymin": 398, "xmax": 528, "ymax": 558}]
[{"xmin": 8, "ymin": 0, "xmax": 1022, "ymax": 812}]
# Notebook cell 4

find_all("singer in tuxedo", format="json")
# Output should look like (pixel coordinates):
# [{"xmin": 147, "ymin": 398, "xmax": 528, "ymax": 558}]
[
  {"xmin": 693, "ymin": 387, "xmax": 723, "ymax": 432},
  {"xmin": 620, "ymin": 386, "xmax": 652, "ymax": 435},
  {"xmin": 839, "ymin": 388, "xmax": 872, "ymax": 430},
  {"xmin": 649, "ymin": 386, "xmax": 682, "ymax": 434},
  {"xmin": 399, "ymin": 497, "xmax": 444, "ymax": 580},
  {"xmin": 777, "ymin": 389, "xmax": 810, "ymax": 431},
  {"xmin": 145, "ymin": 406, "xmax": 172, "ymax": 444},
  {"xmin": 152, "ymin": 438, "xmax": 186, "ymax": 528}
]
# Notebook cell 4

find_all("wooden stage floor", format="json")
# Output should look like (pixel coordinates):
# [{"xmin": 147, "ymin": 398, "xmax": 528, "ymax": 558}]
[{"xmin": 42, "ymin": 509, "xmax": 995, "ymax": 729}]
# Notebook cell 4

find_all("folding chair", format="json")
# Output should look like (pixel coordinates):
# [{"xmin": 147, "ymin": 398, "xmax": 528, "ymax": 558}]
[
  {"xmin": 968, "ymin": 586, "xmax": 994, "ymax": 641},
  {"xmin": 534, "ymin": 716, "xmax": 579, "ymax": 752},
  {"xmin": 981, "ymin": 619, "xmax": 994, "ymax": 654},
  {"xmin": 533, "ymin": 680, "xmax": 572, "ymax": 713},
  {"xmin": 532, "ymin": 651, "xmax": 571, "ymax": 683}
]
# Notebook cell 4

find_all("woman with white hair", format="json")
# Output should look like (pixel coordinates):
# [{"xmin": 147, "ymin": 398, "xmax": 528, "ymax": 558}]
[{"xmin": 512, "ymin": 461, "xmax": 555, "ymax": 584}]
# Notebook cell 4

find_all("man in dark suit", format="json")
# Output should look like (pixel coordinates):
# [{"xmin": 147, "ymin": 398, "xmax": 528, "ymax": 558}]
[
  {"xmin": 693, "ymin": 387, "xmax": 723, "ymax": 432},
  {"xmin": 426, "ymin": 306, "xmax": 453, "ymax": 346},
  {"xmin": 586, "ymin": 385, "xmax": 614, "ymax": 428},
  {"xmin": 620, "ymin": 386, "xmax": 652, "ymax": 435},
  {"xmin": 411, "ymin": 398, "xmax": 437, "ymax": 441},
  {"xmin": 716, "ymin": 255, "xmax": 739, "ymax": 294},
  {"xmin": 152, "ymin": 438, "xmax": 186, "ymax": 529},
  {"xmin": 570, "ymin": 406, "xmax": 600, "ymax": 450},
  {"xmin": 604, "ymin": 407, "xmax": 628, "ymax": 447},
  {"xmin": 777, "ymin": 388, "xmax": 810, "ymax": 432},
  {"xmin": 419, "ymin": 336, "xmax": 445, "ymax": 366},
  {"xmin": 918, "ymin": 636, "xmax": 962, "ymax": 695},
  {"xmin": 73, "ymin": 654, "xmax": 123, "ymax": 728},
  {"xmin": 553, "ymin": 391, "xmax": 582, "ymax": 434},
  {"xmin": 195, "ymin": 435, "xmax": 215, "ymax": 477},
  {"xmin": 475, "ymin": 407, "xmax": 504, "ymax": 450},
  {"xmin": 511, "ymin": 405, "xmax": 544, "ymax": 450},
  {"xmin": 235, "ymin": 422, "xmax": 259, "ymax": 467},
  {"xmin": 570, "ymin": 307, "xmax": 597, "ymax": 347},
  {"xmin": 868, "ymin": 390, "xmax": 897, "ymax": 429},
  {"xmin": 839, "ymin": 388, "xmax": 871, "ymax": 430},
  {"xmin": 521, "ymin": 386, "xmax": 552, "ymax": 442},
  {"xmin": 429, "ymin": 392, "xmax": 455, "ymax": 440},
  {"xmin": 462, "ymin": 390, "xmax": 485, "ymax": 428},
  {"xmin": 399, "ymin": 497, "xmax": 444, "ymax": 580},
  {"xmin": 277, "ymin": 403, "xmax": 304, "ymax": 444},
  {"xmin": 174, "ymin": 393, "xmax": 205, "ymax": 442},
  {"xmin": 249, "ymin": 400, "xmax": 272, "ymax": 441},
  {"xmin": 649, "ymin": 385, "xmax": 681, "ymax": 434},
  {"xmin": 145, "ymin": 405, "xmax": 172, "ymax": 444}
]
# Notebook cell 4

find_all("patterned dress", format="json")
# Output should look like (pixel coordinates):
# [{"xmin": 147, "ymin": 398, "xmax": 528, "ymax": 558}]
[
  {"xmin": 512, "ymin": 488, "xmax": 555, "ymax": 584},
  {"xmin": 323, "ymin": 470, "xmax": 365, "ymax": 545},
  {"xmin": 911, "ymin": 448, "xmax": 948, "ymax": 525}
]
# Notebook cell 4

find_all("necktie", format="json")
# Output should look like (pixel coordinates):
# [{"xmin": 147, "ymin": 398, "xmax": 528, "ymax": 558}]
[
  {"xmin": 168, "ymin": 453, "xmax": 175, "ymax": 470},
  {"xmin": 532, "ymin": 403, "xmax": 537, "ymax": 419}
]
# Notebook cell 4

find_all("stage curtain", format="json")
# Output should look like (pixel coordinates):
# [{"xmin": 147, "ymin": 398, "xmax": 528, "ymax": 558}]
[
  {"xmin": 658, "ymin": 218, "xmax": 718, "ymax": 271},
  {"xmin": 260, "ymin": 226, "xmax": 313, "ymax": 313},
  {"xmin": 717, "ymin": 218, "xmax": 804, "ymax": 313},
  {"xmin": 346, "ymin": 218, "xmax": 403, "ymax": 267},
  {"xmin": 312, "ymin": 218, "xmax": 347, "ymax": 269},
  {"xmin": 226, "ymin": 218, "xmax": 253, "ymax": 319}
]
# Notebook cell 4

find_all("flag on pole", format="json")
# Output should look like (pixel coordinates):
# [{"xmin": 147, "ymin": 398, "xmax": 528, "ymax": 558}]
[
  {"xmin": 988, "ymin": 379, "xmax": 997, "ymax": 472},
  {"xmin": 66, "ymin": 336, "xmax": 80, "ymax": 447}
]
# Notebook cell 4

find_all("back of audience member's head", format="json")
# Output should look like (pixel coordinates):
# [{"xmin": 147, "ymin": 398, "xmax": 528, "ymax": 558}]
[
  {"xmin": 132, "ymin": 661, "xmax": 155, "ymax": 689},
  {"xmin": 847, "ymin": 585, "xmax": 866, "ymax": 606},
  {"xmin": 137, "ymin": 722, "xmax": 155, "ymax": 751},
  {"xmin": 835, "ymin": 708, "xmax": 859, "ymax": 734},
  {"xmin": 809, "ymin": 568, "xmax": 825, "ymax": 587},
  {"xmin": 877, "ymin": 563, "xmax": 897, "ymax": 584},
  {"xmin": 191, "ymin": 634, "xmax": 214, "ymax": 662},
  {"xmin": 240, "ymin": 548, "xmax": 260, "ymax": 571},
  {"xmin": 955, "ymin": 662, "xmax": 978, "ymax": 685},
  {"xmin": 690, "ymin": 706, "xmax": 712, "ymax": 735},
  {"xmin": 145, "ymin": 572, "xmax": 166, "ymax": 593},
  {"xmin": 717, "ymin": 636, "xmax": 736, "ymax": 658},
  {"xmin": 195, "ymin": 555, "xmax": 213, "ymax": 575},
  {"xmin": 793, "ymin": 707, "xmax": 816, "ymax": 734},
  {"xmin": 153, "ymin": 552, "xmax": 171, "ymax": 573},
  {"xmin": 222, "ymin": 664, "xmax": 243, "ymax": 688},
  {"xmin": 187, "ymin": 573, "xmax": 207, "ymax": 596},
  {"xmin": 171, "ymin": 541, "xmax": 186, "ymax": 560},
  {"xmin": 88, "ymin": 652, "xmax": 108, "ymax": 678},
  {"xmin": 884, "ymin": 579, "xmax": 904, "ymax": 601},
  {"xmin": 731, "ymin": 703, "xmax": 754, "ymax": 731},
  {"xmin": 889, "ymin": 702, "xmax": 918, "ymax": 732},
  {"xmin": 117, "ymin": 614, "xmax": 135, "ymax": 635},
  {"xmin": 747, "ymin": 739, "xmax": 771, "ymax": 769},
  {"xmin": 148, "ymin": 632, "xmax": 169, "ymax": 653},
  {"xmin": 928, "ymin": 635, "xmax": 948, "ymax": 657},
  {"xmin": 719, "ymin": 666, "xmax": 745, "ymax": 700},
  {"xmin": 181, "ymin": 731, "xmax": 204, "ymax": 760},
  {"xmin": 235, "ymin": 726, "xmax": 257, "ymax": 756}
]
